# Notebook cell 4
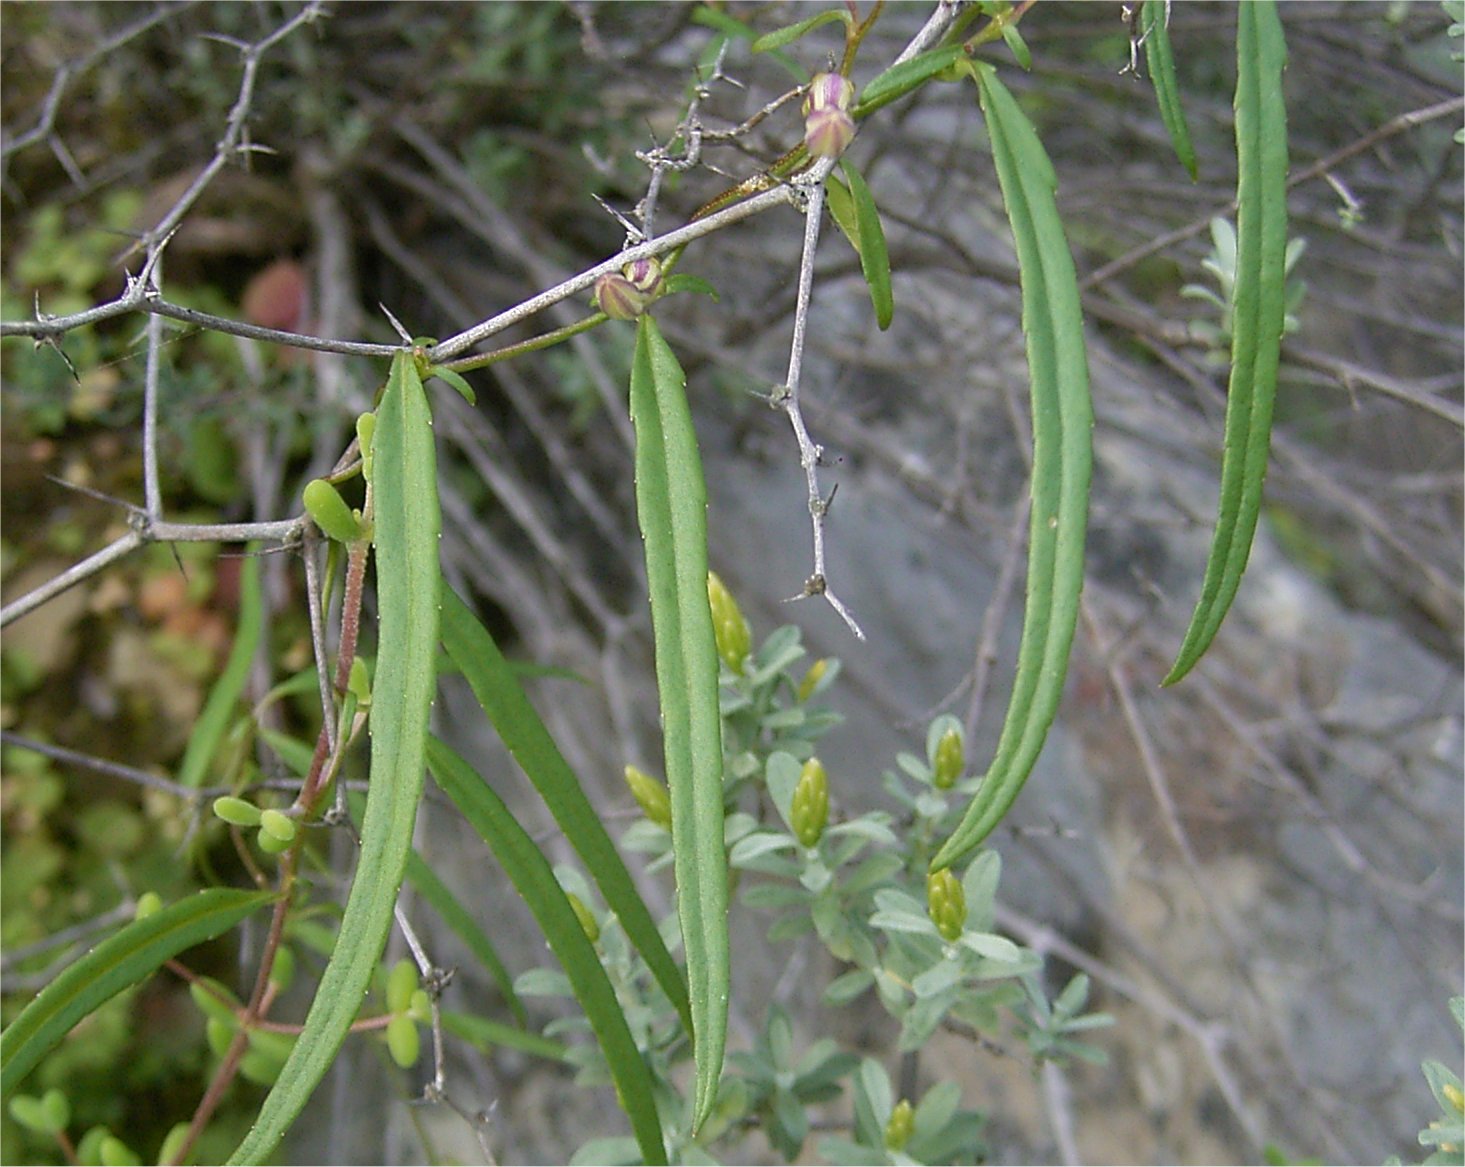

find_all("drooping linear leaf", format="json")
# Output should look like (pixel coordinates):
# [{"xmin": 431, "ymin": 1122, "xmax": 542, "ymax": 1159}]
[
  {"xmin": 1163, "ymin": 1, "xmax": 1288, "ymax": 686},
  {"xmin": 404, "ymin": 849, "xmax": 525, "ymax": 1027},
  {"xmin": 176, "ymin": 549, "xmax": 263, "ymax": 788},
  {"xmin": 426, "ymin": 738, "xmax": 666, "ymax": 1166},
  {"xmin": 629, "ymin": 314, "xmax": 728, "ymax": 1132},
  {"xmin": 1142, "ymin": 0, "xmax": 1198, "ymax": 181},
  {"xmin": 840, "ymin": 160, "xmax": 894, "ymax": 330},
  {"xmin": 228, "ymin": 350, "xmax": 440, "ymax": 1164},
  {"xmin": 855, "ymin": 46, "xmax": 964, "ymax": 118},
  {"xmin": 751, "ymin": 8, "xmax": 850, "ymax": 54},
  {"xmin": 1, "ymin": 889, "xmax": 275, "ymax": 1094},
  {"xmin": 438, "ymin": 586, "xmax": 691, "ymax": 1038},
  {"xmin": 690, "ymin": 7, "xmax": 808, "ymax": 82},
  {"xmin": 931, "ymin": 66, "xmax": 1093, "ymax": 871},
  {"xmin": 441, "ymin": 1009, "xmax": 569, "ymax": 1063}
]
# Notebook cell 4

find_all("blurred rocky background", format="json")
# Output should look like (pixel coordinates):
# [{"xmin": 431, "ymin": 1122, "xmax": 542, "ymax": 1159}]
[{"xmin": 2, "ymin": 2, "xmax": 1460, "ymax": 1163}]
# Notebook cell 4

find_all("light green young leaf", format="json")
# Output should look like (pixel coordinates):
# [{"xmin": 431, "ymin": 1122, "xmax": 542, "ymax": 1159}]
[
  {"xmin": 427, "ymin": 364, "xmax": 477, "ymax": 406},
  {"xmin": 751, "ymin": 8, "xmax": 850, "ymax": 54},
  {"xmin": 437, "ymin": 584, "xmax": 690, "ymax": 1038},
  {"xmin": 1163, "ymin": 0, "xmax": 1288, "ymax": 685},
  {"xmin": 427, "ymin": 738, "xmax": 667, "ymax": 1166},
  {"xmin": 629, "ymin": 314, "xmax": 728, "ymax": 1132},
  {"xmin": 228, "ymin": 349, "xmax": 440, "ymax": 1164},
  {"xmin": 931, "ymin": 66, "xmax": 1093, "ymax": 870},
  {"xmin": 1, "ymin": 889, "xmax": 275, "ymax": 1094},
  {"xmin": 176, "ymin": 549, "xmax": 262, "ymax": 788},
  {"xmin": 1143, "ymin": 0, "xmax": 1198, "ymax": 180}
]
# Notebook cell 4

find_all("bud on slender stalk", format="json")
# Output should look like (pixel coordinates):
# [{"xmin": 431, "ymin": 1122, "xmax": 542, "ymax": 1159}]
[
  {"xmin": 927, "ymin": 867, "xmax": 967, "ymax": 941},
  {"xmin": 624, "ymin": 764, "xmax": 673, "ymax": 829},
  {"xmin": 933, "ymin": 726, "xmax": 964, "ymax": 790},
  {"xmin": 707, "ymin": 571, "xmax": 752, "ymax": 672},
  {"xmin": 792, "ymin": 757, "xmax": 830, "ymax": 848}
]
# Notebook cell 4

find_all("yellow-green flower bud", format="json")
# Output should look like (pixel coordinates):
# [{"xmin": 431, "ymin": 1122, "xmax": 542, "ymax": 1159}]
[
  {"xmin": 386, "ymin": 1013, "xmax": 421, "ymax": 1069},
  {"xmin": 408, "ymin": 988, "xmax": 431, "ymax": 1021},
  {"xmin": 927, "ymin": 867, "xmax": 967, "ymax": 942},
  {"xmin": 269, "ymin": 945, "xmax": 296, "ymax": 994},
  {"xmin": 134, "ymin": 891, "xmax": 163, "ymax": 920},
  {"xmin": 356, "ymin": 412, "xmax": 376, "ymax": 481},
  {"xmin": 99, "ymin": 1134, "xmax": 143, "ymax": 1167},
  {"xmin": 1445, "ymin": 1081, "xmax": 1464, "ymax": 1113},
  {"xmin": 707, "ymin": 571, "xmax": 751, "ymax": 672},
  {"xmin": 386, "ymin": 959, "xmax": 418, "ymax": 1015},
  {"xmin": 256, "ymin": 827, "xmax": 292, "ymax": 855},
  {"xmin": 157, "ymin": 1124, "xmax": 191, "ymax": 1167},
  {"xmin": 797, "ymin": 658, "xmax": 829, "ymax": 702},
  {"xmin": 933, "ymin": 726, "xmax": 964, "ymax": 790},
  {"xmin": 303, "ymin": 478, "xmax": 363, "ymax": 544},
  {"xmin": 205, "ymin": 1017, "xmax": 234, "ymax": 1057},
  {"xmin": 883, "ymin": 1098, "xmax": 915, "ymax": 1151},
  {"xmin": 567, "ymin": 892, "xmax": 600, "ymax": 943},
  {"xmin": 212, "ymin": 796, "xmax": 261, "ymax": 827},
  {"xmin": 792, "ymin": 757, "xmax": 830, "ymax": 848},
  {"xmin": 258, "ymin": 808, "xmax": 298, "ymax": 844},
  {"xmin": 624, "ymin": 764, "xmax": 673, "ymax": 829}
]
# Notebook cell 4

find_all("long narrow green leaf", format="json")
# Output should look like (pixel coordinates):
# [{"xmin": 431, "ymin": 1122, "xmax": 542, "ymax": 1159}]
[
  {"xmin": 177, "ymin": 549, "xmax": 263, "ymax": 788},
  {"xmin": 229, "ymin": 351, "xmax": 440, "ymax": 1164},
  {"xmin": 426, "ymin": 738, "xmax": 666, "ymax": 1166},
  {"xmin": 1, "ymin": 889, "xmax": 274, "ymax": 1094},
  {"xmin": 437, "ymin": 585, "xmax": 689, "ymax": 1037},
  {"xmin": 1143, "ymin": 0, "xmax": 1198, "ymax": 181},
  {"xmin": 840, "ymin": 160, "xmax": 894, "ymax": 330},
  {"xmin": 441, "ymin": 1009, "xmax": 569, "ymax": 1063},
  {"xmin": 629, "ymin": 315, "xmax": 728, "ymax": 1132},
  {"xmin": 404, "ymin": 849, "xmax": 526, "ymax": 1027},
  {"xmin": 751, "ymin": 8, "xmax": 849, "ymax": 54},
  {"xmin": 1163, "ymin": 1, "xmax": 1288, "ymax": 685},
  {"xmin": 855, "ymin": 46, "xmax": 964, "ymax": 117},
  {"xmin": 931, "ymin": 67, "xmax": 1093, "ymax": 871}
]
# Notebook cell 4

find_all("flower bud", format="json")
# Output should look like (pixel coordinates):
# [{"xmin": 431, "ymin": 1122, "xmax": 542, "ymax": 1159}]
[
  {"xmin": 622, "ymin": 257, "xmax": 664, "ymax": 298},
  {"xmin": 804, "ymin": 72, "xmax": 855, "ymax": 116},
  {"xmin": 566, "ymin": 892, "xmax": 600, "ymax": 943},
  {"xmin": 792, "ymin": 757, "xmax": 830, "ymax": 848},
  {"xmin": 213, "ymin": 796, "xmax": 261, "ymax": 827},
  {"xmin": 707, "ymin": 571, "xmax": 751, "ymax": 672},
  {"xmin": 797, "ymin": 658, "xmax": 829, "ymax": 703},
  {"xmin": 595, "ymin": 272, "xmax": 647, "ymax": 320},
  {"xmin": 933, "ymin": 726, "xmax": 964, "ymax": 790},
  {"xmin": 134, "ymin": 891, "xmax": 163, "ymax": 920},
  {"xmin": 386, "ymin": 959, "xmax": 418, "ymax": 1015},
  {"xmin": 386, "ymin": 1013, "xmax": 421, "ymax": 1069},
  {"xmin": 624, "ymin": 764, "xmax": 673, "ymax": 829},
  {"xmin": 258, "ymin": 809, "xmax": 298, "ymax": 844},
  {"xmin": 927, "ymin": 867, "xmax": 967, "ymax": 942},
  {"xmin": 883, "ymin": 1098, "xmax": 915, "ymax": 1151},
  {"xmin": 804, "ymin": 105, "xmax": 856, "ymax": 160}
]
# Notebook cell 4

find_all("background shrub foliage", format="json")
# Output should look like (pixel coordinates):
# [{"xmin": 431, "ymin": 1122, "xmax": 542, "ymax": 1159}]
[{"xmin": 1, "ymin": 3, "xmax": 1461, "ymax": 1164}]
